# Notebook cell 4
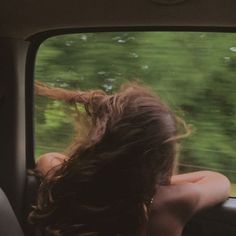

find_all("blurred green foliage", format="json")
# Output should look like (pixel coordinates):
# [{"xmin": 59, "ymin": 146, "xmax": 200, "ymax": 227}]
[{"xmin": 35, "ymin": 32, "xmax": 236, "ymax": 194}]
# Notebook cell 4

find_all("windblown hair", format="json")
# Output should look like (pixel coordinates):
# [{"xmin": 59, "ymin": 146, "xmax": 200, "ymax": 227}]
[{"xmin": 30, "ymin": 82, "xmax": 185, "ymax": 236}]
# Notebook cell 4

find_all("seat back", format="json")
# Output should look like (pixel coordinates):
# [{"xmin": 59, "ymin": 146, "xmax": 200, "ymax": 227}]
[
  {"xmin": 23, "ymin": 174, "xmax": 42, "ymax": 236},
  {"xmin": 0, "ymin": 188, "xmax": 24, "ymax": 236}
]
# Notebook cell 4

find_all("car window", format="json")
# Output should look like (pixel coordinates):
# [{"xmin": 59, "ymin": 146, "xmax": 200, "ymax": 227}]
[{"xmin": 34, "ymin": 32, "xmax": 236, "ymax": 195}]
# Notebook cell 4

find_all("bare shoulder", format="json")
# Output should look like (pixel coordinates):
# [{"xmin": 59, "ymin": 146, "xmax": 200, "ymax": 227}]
[
  {"xmin": 36, "ymin": 152, "xmax": 68, "ymax": 177},
  {"xmin": 148, "ymin": 184, "xmax": 200, "ymax": 236},
  {"xmin": 149, "ymin": 171, "xmax": 230, "ymax": 235},
  {"xmin": 152, "ymin": 183, "xmax": 199, "ymax": 223}
]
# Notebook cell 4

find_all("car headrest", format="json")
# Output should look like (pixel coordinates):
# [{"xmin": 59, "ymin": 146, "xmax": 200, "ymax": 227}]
[{"xmin": 0, "ymin": 188, "xmax": 24, "ymax": 236}]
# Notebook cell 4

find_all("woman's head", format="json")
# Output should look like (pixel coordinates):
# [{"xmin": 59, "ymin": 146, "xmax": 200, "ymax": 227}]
[{"xmin": 31, "ymin": 82, "xmax": 181, "ymax": 235}]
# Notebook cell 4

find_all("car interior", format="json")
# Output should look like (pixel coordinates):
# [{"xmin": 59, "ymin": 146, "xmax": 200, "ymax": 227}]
[{"xmin": 0, "ymin": 0, "xmax": 236, "ymax": 235}]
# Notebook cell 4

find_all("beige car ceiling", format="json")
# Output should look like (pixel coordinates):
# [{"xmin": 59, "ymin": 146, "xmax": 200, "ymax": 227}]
[{"xmin": 0, "ymin": 0, "xmax": 235, "ymax": 39}]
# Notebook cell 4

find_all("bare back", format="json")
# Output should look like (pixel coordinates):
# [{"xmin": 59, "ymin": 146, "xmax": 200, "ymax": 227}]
[{"xmin": 36, "ymin": 153, "xmax": 230, "ymax": 236}]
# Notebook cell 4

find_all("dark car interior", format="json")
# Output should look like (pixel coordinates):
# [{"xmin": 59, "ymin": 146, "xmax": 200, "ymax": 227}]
[{"xmin": 0, "ymin": 0, "xmax": 236, "ymax": 235}]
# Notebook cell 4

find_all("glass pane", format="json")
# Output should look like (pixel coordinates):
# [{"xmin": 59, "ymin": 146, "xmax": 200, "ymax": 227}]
[{"xmin": 35, "ymin": 32, "xmax": 236, "ymax": 195}]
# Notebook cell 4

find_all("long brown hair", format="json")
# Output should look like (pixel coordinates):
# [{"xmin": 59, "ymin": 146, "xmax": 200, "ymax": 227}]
[{"xmin": 30, "ymin": 82, "xmax": 181, "ymax": 236}]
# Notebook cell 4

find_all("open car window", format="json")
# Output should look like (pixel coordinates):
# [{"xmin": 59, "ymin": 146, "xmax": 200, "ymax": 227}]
[{"xmin": 34, "ymin": 32, "xmax": 236, "ymax": 195}]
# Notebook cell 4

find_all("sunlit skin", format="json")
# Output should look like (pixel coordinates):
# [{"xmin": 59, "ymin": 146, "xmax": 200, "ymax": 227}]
[{"xmin": 36, "ymin": 153, "xmax": 230, "ymax": 236}]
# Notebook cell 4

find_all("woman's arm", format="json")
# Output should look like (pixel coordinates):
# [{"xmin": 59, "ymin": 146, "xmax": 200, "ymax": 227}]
[
  {"xmin": 36, "ymin": 152, "xmax": 68, "ymax": 177},
  {"xmin": 151, "ymin": 171, "xmax": 230, "ymax": 236},
  {"xmin": 170, "ymin": 171, "xmax": 231, "ymax": 212}
]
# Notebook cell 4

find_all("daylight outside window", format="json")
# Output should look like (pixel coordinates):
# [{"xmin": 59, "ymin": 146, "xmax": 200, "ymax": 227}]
[{"xmin": 34, "ymin": 32, "xmax": 236, "ymax": 195}]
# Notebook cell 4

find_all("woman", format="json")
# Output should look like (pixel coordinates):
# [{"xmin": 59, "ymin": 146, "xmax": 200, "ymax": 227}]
[{"xmin": 30, "ymin": 82, "xmax": 230, "ymax": 236}]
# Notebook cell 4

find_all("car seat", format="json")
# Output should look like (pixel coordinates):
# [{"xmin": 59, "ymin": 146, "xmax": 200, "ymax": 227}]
[{"xmin": 0, "ymin": 188, "xmax": 24, "ymax": 236}]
